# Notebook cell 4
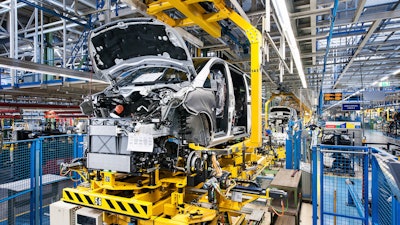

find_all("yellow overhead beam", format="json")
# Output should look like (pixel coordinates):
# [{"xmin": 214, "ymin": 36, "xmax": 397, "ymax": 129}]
[
  {"xmin": 148, "ymin": 0, "xmax": 222, "ymax": 37},
  {"xmin": 153, "ymin": 12, "xmax": 178, "ymax": 26},
  {"xmin": 175, "ymin": 12, "xmax": 229, "ymax": 27},
  {"xmin": 147, "ymin": 0, "xmax": 208, "ymax": 14}
]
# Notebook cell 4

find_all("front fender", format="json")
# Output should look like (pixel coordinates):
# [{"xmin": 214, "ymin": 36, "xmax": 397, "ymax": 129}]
[{"xmin": 183, "ymin": 88, "xmax": 216, "ymax": 130}]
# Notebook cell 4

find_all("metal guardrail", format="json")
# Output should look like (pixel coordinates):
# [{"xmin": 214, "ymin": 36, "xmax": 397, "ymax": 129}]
[
  {"xmin": 0, "ymin": 134, "xmax": 84, "ymax": 225},
  {"xmin": 312, "ymin": 144, "xmax": 400, "ymax": 225}
]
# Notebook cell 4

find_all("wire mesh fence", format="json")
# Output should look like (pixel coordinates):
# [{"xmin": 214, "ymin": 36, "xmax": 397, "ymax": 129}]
[
  {"xmin": 0, "ymin": 134, "xmax": 84, "ymax": 225},
  {"xmin": 317, "ymin": 145, "xmax": 369, "ymax": 225},
  {"xmin": 371, "ymin": 153, "xmax": 400, "ymax": 225},
  {"xmin": 0, "ymin": 140, "xmax": 34, "ymax": 225},
  {"xmin": 313, "ymin": 145, "xmax": 400, "ymax": 225}
]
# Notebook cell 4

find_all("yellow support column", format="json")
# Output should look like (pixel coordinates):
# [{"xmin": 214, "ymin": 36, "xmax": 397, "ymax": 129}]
[{"xmin": 227, "ymin": 12, "xmax": 262, "ymax": 148}]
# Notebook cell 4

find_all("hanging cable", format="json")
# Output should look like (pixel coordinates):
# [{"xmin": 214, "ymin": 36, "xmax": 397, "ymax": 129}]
[{"xmin": 270, "ymin": 199, "xmax": 288, "ymax": 217}]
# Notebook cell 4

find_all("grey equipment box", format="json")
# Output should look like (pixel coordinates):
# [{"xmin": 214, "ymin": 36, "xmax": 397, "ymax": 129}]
[{"xmin": 87, "ymin": 153, "xmax": 134, "ymax": 173}]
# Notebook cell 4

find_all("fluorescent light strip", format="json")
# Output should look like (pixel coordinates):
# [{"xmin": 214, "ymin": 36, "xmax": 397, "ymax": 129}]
[
  {"xmin": 271, "ymin": 0, "xmax": 307, "ymax": 88},
  {"xmin": 393, "ymin": 68, "xmax": 400, "ymax": 75},
  {"xmin": 380, "ymin": 76, "xmax": 388, "ymax": 81}
]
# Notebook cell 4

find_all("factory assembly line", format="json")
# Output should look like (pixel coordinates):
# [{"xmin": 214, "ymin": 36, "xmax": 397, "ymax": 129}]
[{"xmin": 56, "ymin": 1, "xmax": 292, "ymax": 225}]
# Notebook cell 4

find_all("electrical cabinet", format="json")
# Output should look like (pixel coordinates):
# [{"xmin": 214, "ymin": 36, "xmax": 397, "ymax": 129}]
[
  {"xmin": 75, "ymin": 207, "xmax": 103, "ymax": 225},
  {"xmin": 50, "ymin": 201, "xmax": 80, "ymax": 225}
]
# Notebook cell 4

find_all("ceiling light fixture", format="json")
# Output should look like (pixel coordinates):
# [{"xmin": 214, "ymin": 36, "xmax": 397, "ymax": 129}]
[
  {"xmin": 271, "ymin": 0, "xmax": 307, "ymax": 89},
  {"xmin": 392, "ymin": 68, "xmax": 400, "ymax": 75},
  {"xmin": 380, "ymin": 76, "xmax": 389, "ymax": 81}
]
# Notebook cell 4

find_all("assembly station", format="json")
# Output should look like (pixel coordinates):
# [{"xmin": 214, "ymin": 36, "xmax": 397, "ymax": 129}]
[{"xmin": 0, "ymin": 0, "xmax": 400, "ymax": 225}]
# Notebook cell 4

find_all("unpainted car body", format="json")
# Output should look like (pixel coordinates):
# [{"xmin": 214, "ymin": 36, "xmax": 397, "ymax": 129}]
[
  {"xmin": 268, "ymin": 106, "xmax": 297, "ymax": 132},
  {"xmin": 267, "ymin": 106, "xmax": 297, "ymax": 144},
  {"xmin": 81, "ymin": 18, "xmax": 251, "ymax": 173}
]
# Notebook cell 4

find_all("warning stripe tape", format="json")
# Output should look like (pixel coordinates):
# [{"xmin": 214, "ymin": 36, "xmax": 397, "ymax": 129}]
[{"xmin": 62, "ymin": 188, "xmax": 150, "ymax": 219}]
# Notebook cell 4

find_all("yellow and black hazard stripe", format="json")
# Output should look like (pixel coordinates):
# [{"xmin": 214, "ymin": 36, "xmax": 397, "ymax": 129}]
[{"xmin": 62, "ymin": 188, "xmax": 151, "ymax": 219}]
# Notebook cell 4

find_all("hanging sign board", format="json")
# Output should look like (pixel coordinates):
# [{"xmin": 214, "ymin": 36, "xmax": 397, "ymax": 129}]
[
  {"xmin": 324, "ymin": 93, "xmax": 342, "ymax": 101},
  {"xmin": 342, "ymin": 103, "xmax": 361, "ymax": 111}
]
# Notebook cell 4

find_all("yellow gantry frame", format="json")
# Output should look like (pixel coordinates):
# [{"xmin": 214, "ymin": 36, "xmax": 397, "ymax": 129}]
[
  {"xmin": 62, "ymin": 1, "xmax": 265, "ymax": 224},
  {"xmin": 147, "ymin": 0, "xmax": 263, "ymax": 149}
]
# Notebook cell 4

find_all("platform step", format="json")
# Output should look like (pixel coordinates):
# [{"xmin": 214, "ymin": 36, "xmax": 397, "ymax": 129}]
[{"xmin": 274, "ymin": 215, "xmax": 296, "ymax": 225}]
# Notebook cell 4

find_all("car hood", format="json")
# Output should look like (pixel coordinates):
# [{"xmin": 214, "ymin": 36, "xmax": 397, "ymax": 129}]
[{"xmin": 88, "ymin": 18, "xmax": 196, "ymax": 83}]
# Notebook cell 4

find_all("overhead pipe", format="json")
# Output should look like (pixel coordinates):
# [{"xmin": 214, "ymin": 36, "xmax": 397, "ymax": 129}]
[
  {"xmin": 25, "ymin": 23, "xmax": 81, "ymax": 38},
  {"xmin": 317, "ymin": 0, "xmax": 339, "ymax": 116},
  {"xmin": 23, "ymin": 20, "xmax": 64, "ymax": 34}
]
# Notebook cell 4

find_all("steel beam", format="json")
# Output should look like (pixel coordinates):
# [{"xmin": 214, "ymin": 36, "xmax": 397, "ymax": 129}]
[
  {"xmin": 0, "ymin": 57, "xmax": 106, "ymax": 83},
  {"xmin": 333, "ymin": 19, "xmax": 383, "ymax": 89},
  {"xmin": 9, "ymin": 0, "xmax": 17, "ymax": 87},
  {"xmin": 0, "ymin": 2, "xmax": 26, "ymax": 14},
  {"xmin": 312, "ymin": 9, "xmax": 400, "ymax": 30},
  {"xmin": 291, "ymin": 7, "xmax": 331, "ymax": 19},
  {"xmin": 353, "ymin": 0, "xmax": 367, "ymax": 23},
  {"xmin": 77, "ymin": 0, "xmax": 97, "ymax": 9},
  {"xmin": 46, "ymin": 0, "xmax": 85, "ymax": 15}
]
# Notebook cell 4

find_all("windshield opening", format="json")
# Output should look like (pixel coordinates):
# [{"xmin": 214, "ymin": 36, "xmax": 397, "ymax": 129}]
[
  {"xmin": 270, "ymin": 107, "xmax": 291, "ymax": 113},
  {"xmin": 116, "ymin": 67, "xmax": 189, "ymax": 87},
  {"xmin": 192, "ymin": 58, "xmax": 210, "ymax": 74}
]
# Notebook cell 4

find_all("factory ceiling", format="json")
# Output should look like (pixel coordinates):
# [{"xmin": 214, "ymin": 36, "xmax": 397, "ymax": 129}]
[{"xmin": 0, "ymin": 0, "xmax": 399, "ymax": 109}]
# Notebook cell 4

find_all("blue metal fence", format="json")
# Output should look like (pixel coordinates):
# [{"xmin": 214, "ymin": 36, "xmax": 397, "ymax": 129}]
[
  {"xmin": 312, "ymin": 145, "xmax": 400, "ymax": 225},
  {"xmin": 0, "ymin": 134, "xmax": 84, "ymax": 225},
  {"xmin": 371, "ymin": 153, "xmax": 400, "ymax": 225},
  {"xmin": 1, "ymin": 132, "xmax": 400, "ymax": 225},
  {"xmin": 321, "ymin": 145, "xmax": 369, "ymax": 225}
]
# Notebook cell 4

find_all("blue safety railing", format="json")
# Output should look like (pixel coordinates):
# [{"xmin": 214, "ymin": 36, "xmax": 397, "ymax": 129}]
[
  {"xmin": 312, "ymin": 144, "xmax": 400, "ymax": 225},
  {"xmin": 0, "ymin": 134, "xmax": 84, "ymax": 225}
]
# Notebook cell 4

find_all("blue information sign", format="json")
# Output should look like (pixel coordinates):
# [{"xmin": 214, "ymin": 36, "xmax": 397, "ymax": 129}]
[{"xmin": 342, "ymin": 103, "xmax": 361, "ymax": 111}]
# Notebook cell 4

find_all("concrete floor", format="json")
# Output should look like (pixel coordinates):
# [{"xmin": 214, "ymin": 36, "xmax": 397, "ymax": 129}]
[
  {"xmin": 363, "ymin": 129, "xmax": 397, "ymax": 144},
  {"xmin": 300, "ymin": 203, "xmax": 313, "ymax": 225}
]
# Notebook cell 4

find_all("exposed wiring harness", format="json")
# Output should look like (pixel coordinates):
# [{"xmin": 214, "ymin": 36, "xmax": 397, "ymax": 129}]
[
  {"xmin": 211, "ymin": 153, "xmax": 223, "ymax": 177},
  {"xmin": 270, "ymin": 199, "xmax": 288, "ymax": 217},
  {"xmin": 60, "ymin": 158, "xmax": 88, "ymax": 183}
]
